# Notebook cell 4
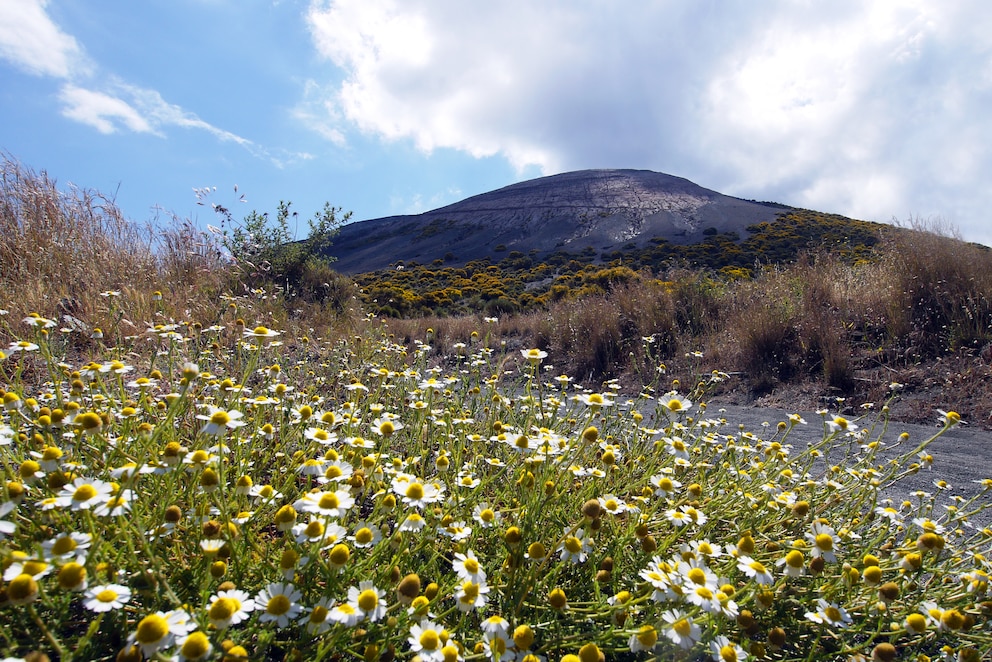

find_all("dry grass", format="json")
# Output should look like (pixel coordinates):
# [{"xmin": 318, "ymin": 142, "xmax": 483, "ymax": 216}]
[
  {"xmin": 0, "ymin": 156, "xmax": 157, "ymax": 328},
  {"xmin": 4, "ymin": 153, "xmax": 990, "ymax": 424},
  {"xmin": 0, "ymin": 154, "xmax": 361, "ymax": 359},
  {"xmin": 384, "ymin": 231, "xmax": 992, "ymax": 423},
  {"xmin": 875, "ymin": 220, "xmax": 992, "ymax": 359},
  {"xmin": 0, "ymin": 155, "xmax": 236, "ymax": 341}
]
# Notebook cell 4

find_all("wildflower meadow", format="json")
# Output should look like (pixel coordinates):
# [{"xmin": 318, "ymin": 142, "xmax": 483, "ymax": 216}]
[{"xmin": 0, "ymin": 305, "xmax": 990, "ymax": 661}]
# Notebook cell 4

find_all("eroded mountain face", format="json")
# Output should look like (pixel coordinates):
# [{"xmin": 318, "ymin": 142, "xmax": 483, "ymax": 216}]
[{"xmin": 329, "ymin": 169, "xmax": 787, "ymax": 273}]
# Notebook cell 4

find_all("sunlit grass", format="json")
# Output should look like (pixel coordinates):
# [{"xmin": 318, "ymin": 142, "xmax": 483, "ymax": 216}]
[{"xmin": 1, "ymin": 299, "xmax": 989, "ymax": 661}]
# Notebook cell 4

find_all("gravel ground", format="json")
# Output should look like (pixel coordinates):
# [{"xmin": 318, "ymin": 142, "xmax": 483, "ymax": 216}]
[{"xmin": 697, "ymin": 398, "xmax": 992, "ymax": 529}]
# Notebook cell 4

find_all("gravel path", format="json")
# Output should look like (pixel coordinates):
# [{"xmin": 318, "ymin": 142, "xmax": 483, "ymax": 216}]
[{"xmin": 700, "ymin": 399, "xmax": 992, "ymax": 529}]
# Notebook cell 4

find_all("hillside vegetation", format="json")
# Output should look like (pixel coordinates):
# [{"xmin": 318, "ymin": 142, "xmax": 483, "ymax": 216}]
[
  {"xmin": 351, "ymin": 210, "xmax": 883, "ymax": 318},
  {"xmin": 2, "ymin": 154, "xmax": 991, "ymax": 424},
  {"xmin": 1, "ymin": 157, "xmax": 991, "ymax": 661}
]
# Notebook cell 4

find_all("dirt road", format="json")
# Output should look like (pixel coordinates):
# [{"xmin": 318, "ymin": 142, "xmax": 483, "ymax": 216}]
[{"xmin": 701, "ymin": 399, "xmax": 992, "ymax": 529}]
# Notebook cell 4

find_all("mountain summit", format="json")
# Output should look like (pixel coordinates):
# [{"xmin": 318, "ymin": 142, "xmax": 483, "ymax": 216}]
[{"xmin": 330, "ymin": 169, "xmax": 788, "ymax": 273}]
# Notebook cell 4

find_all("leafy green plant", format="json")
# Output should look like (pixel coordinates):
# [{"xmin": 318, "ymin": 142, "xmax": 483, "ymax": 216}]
[
  {"xmin": 204, "ymin": 190, "xmax": 350, "ymax": 302},
  {"xmin": 0, "ymin": 307, "xmax": 988, "ymax": 661}
]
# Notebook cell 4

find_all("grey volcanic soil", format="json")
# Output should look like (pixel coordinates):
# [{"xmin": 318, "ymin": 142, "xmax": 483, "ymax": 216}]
[{"xmin": 697, "ymin": 399, "xmax": 992, "ymax": 529}]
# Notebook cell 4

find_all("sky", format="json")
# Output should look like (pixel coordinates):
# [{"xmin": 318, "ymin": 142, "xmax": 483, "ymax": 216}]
[{"xmin": 1, "ymin": 0, "xmax": 991, "ymax": 246}]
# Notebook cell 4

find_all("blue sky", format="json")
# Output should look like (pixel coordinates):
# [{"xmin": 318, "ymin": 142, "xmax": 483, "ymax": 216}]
[{"xmin": 2, "ymin": 1, "xmax": 991, "ymax": 246}]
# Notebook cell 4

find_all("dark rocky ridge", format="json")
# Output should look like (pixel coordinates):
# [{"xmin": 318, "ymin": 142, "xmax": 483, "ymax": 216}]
[{"xmin": 329, "ymin": 169, "xmax": 790, "ymax": 274}]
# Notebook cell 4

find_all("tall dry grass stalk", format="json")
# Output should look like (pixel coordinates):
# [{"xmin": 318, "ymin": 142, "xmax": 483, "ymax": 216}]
[
  {"xmin": 0, "ymin": 155, "xmax": 159, "ymax": 325},
  {"xmin": 0, "ymin": 154, "xmax": 360, "ymax": 352},
  {"xmin": 875, "ymin": 221, "xmax": 992, "ymax": 359}
]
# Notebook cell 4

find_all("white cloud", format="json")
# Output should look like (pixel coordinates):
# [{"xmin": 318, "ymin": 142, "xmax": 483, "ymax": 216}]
[
  {"xmin": 292, "ymin": 79, "xmax": 348, "ymax": 146},
  {"xmin": 57, "ymin": 80, "xmax": 255, "ymax": 144},
  {"xmin": 0, "ymin": 0, "xmax": 88, "ymax": 78},
  {"xmin": 59, "ymin": 85, "xmax": 153, "ymax": 134},
  {"xmin": 116, "ymin": 82, "xmax": 254, "ymax": 146},
  {"xmin": 306, "ymin": 0, "xmax": 992, "ymax": 243},
  {"xmin": 57, "ymin": 79, "xmax": 319, "ymax": 169},
  {"xmin": 0, "ymin": 0, "xmax": 305, "ymax": 168}
]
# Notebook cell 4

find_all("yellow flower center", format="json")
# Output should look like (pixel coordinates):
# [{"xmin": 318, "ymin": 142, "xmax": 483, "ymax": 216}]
[
  {"xmin": 51, "ymin": 536, "xmax": 78, "ymax": 555},
  {"xmin": 815, "ymin": 533, "xmax": 834, "ymax": 550},
  {"xmin": 267, "ymin": 594, "xmax": 291, "ymax": 616},
  {"xmin": 548, "ymin": 587, "xmax": 567, "ymax": 609},
  {"xmin": 673, "ymin": 618, "xmax": 692, "ymax": 637},
  {"xmin": 589, "ymin": 394, "xmax": 604, "ymax": 404},
  {"xmin": 326, "ymin": 465, "xmax": 342, "ymax": 478},
  {"xmin": 23, "ymin": 560, "xmax": 48, "ymax": 576},
  {"xmin": 479, "ymin": 509, "xmax": 496, "ymax": 522},
  {"xmin": 77, "ymin": 412, "xmax": 103, "ymax": 430},
  {"xmin": 305, "ymin": 521, "xmax": 324, "ymax": 538},
  {"xmin": 200, "ymin": 469, "xmax": 219, "ymax": 487},
  {"xmin": 96, "ymin": 589, "xmax": 119, "ymax": 603},
  {"xmin": 564, "ymin": 536, "xmax": 582, "ymax": 554},
  {"xmin": 253, "ymin": 326, "xmax": 269, "ymax": 335},
  {"xmin": 190, "ymin": 450, "xmax": 210, "ymax": 463},
  {"xmin": 355, "ymin": 528, "xmax": 374, "ymax": 545},
  {"xmin": 785, "ymin": 550, "xmax": 804, "ymax": 568},
  {"xmin": 420, "ymin": 629, "xmax": 441, "ymax": 650},
  {"xmin": 863, "ymin": 566, "xmax": 882, "ymax": 584},
  {"xmin": 460, "ymin": 582, "xmax": 480, "ymax": 599},
  {"xmin": 463, "ymin": 557, "xmax": 480, "ymax": 573},
  {"xmin": 528, "ymin": 542, "xmax": 546, "ymax": 559},
  {"xmin": 210, "ymin": 597, "xmax": 239, "ymax": 620},
  {"xmin": 719, "ymin": 644, "xmax": 738, "ymax": 662},
  {"xmin": 357, "ymin": 589, "xmax": 378, "ymax": 612},
  {"xmin": 824, "ymin": 606, "xmax": 842, "ymax": 622},
  {"xmin": 749, "ymin": 560, "xmax": 768, "ymax": 574},
  {"xmin": 604, "ymin": 498, "xmax": 619, "ymax": 511},
  {"xmin": 73, "ymin": 484, "xmax": 98, "ymax": 502},
  {"xmin": 667, "ymin": 399, "xmax": 683, "ymax": 411},
  {"xmin": 637, "ymin": 625, "xmax": 658, "ymax": 647},
  {"xmin": 7, "ymin": 574, "xmax": 38, "ymax": 602},
  {"xmin": 209, "ymin": 411, "xmax": 230, "ymax": 426},
  {"xmin": 379, "ymin": 421, "xmax": 395, "ymax": 435},
  {"xmin": 513, "ymin": 625, "xmax": 535, "ymax": 649},
  {"xmin": 328, "ymin": 544, "xmax": 350, "ymax": 566},
  {"xmin": 310, "ymin": 605, "xmax": 329, "ymax": 623},
  {"xmin": 405, "ymin": 483, "xmax": 425, "ymax": 500},
  {"xmin": 180, "ymin": 632, "xmax": 210, "ymax": 658},
  {"xmin": 695, "ymin": 586, "xmax": 713, "ymax": 600},
  {"xmin": 906, "ymin": 613, "xmax": 927, "ymax": 632},
  {"xmin": 687, "ymin": 567, "xmax": 707, "ymax": 585},
  {"xmin": 42, "ymin": 446, "xmax": 63, "ymax": 461},
  {"xmin": 57, "ymin": 563, "xmax": 86, "ymax": 590},
  {"xmin": 318, "ymin": 492, "xmax": 340, "ymax": 509},
  {"xmin": 941, "ymin": 609, "xmax": 965, "ymax": 630},
  {"xmin": 658, "ymin": 477, "xmax": 673, "ymax": 491},
  {"xmin": 578, "ymin": 643, "xmax": 601, "ymax": 662},
  {"xmin": 19, "ymin": 460, "xmax": 40, "ymax": 477},
  {"xmin": 135, "ymin": 614, "xmax": 170, "ymax": 644}
]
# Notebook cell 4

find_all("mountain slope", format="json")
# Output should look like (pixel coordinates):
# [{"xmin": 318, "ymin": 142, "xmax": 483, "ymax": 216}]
[{"xmin": 329, "ymin": 169, "xmax": 788, "ymax": 273}]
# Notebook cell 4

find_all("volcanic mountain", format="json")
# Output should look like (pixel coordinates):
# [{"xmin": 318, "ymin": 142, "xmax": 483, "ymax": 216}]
[{"xmin": 329, "ymin": 169, "xmax": 791, "ymax": 274}]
